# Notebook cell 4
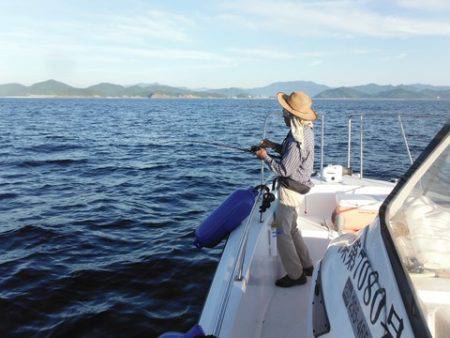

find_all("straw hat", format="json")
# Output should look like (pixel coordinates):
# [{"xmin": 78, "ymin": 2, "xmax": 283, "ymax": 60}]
[{"xmin": 277, "ymin": 91, "xmax": 317, "ymax": 121}]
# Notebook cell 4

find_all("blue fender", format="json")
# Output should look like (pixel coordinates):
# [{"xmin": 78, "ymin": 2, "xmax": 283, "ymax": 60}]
[
  {"xmin": 195, "ymin": 188, "xmax": 258, "ymax": 248},
  {"xmin": 158, "ymin": 324, "xmax": 205, "ymax": 338}
]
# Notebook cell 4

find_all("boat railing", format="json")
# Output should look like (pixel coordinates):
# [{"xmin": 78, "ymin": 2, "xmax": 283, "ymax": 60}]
[
  {"xmin": 212, "ymin": 189, "xmax": 263, "ymax": 336},
  {"xmin": 213, "ymin": 112, "xmax": 414, "ymax": 335},
  {"xmin": 234, "ymin": 191, "xmax": 264, "ymax": 282},
  {"xmin": 347, "ymin": 117, "xmax": 352, "ymax": 169},
  {"xmin": 322, "ymin": 113, "xmax": 412, "ymax": 179},
  {"xmin": 320, "ymin": 114, "xmax": 325, "ymax": 173},
  {"xmin": 398, "ymin": 114, "xmax": 413, "ymax": 165},
  {"xmin": 360, "ymin": 114, "xmax": 364, "ymax": 178}
]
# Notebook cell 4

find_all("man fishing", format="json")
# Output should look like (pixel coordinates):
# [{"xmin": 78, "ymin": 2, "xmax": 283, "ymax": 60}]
[{"xmin": 255, "ymin": 91, "xmax": 317, "ymax": 287}]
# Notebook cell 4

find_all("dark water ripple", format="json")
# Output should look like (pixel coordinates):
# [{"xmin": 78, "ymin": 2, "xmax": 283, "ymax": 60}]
[{"xmin": 0, "ymin": 98, "xmax": 449, "ymax": 337}]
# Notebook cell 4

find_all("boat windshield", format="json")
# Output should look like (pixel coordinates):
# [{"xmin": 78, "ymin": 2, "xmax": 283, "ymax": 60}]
[{"xmin": 386, "ymin": 129, "xmax": 449, "ymax": 336}]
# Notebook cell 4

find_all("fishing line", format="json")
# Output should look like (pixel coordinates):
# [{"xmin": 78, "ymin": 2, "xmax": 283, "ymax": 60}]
[
  {"xmin": 170, "ymin": 140, "xmax": 275, "ymax": 155},
  {"xmin": 161, "ymin": 110, "xmax": 281, "ymax": 188}
]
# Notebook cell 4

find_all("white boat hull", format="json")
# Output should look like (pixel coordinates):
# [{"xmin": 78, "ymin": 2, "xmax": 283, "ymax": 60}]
[{"xmin": 199, "ymin": 175, "xmax": 397, "ymax": 337}]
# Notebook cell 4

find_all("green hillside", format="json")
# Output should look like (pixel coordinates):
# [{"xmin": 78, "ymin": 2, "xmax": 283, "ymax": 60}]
[
  {"xmin": 0, "ymin": 83, "xmax": 27, "ymax": 96},
  {"xmin": 315, "ymin": 86, "xmax": 450, "ymax": 99},
  {"xmin": 371, "ymin": 88, "xmax": 425, "ymax": 99},
  {"xmin": 315, "ymin": 87, "xmax": 367, "ymax": 98},
  {"xmin": 86, "ymin": 83, "xmax": 128, "ymax": 97},
  {"xmin": 0, "ymin": 79, "xmax": 449, "ymax": 99},
  {"xmin": 28, "ymin": 80, "xmax": 88, "ymax": 96}
]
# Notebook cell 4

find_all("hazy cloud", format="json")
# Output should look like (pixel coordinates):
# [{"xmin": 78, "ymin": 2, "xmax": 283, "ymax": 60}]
[
  {"xmin": 395, "ymin": 0, "xmax": 450, "ymax": 11},
  {"xmin": 309, "ymin": 60, "xmax": 323, "ymax": 67},
  {"xmin": 381, "ymin": 53, "xmax": 408, "ymax": 62},
  {"xmin": 0, "ymin": 0, "xmax": 449, "ymax": 86},
  {"xmin": 223, "ymin": 0, "xmax": 450, "ymax": 37},
  {"xmin": 227, "ymin": 48, "xmax": 298, "ymax": 60}
]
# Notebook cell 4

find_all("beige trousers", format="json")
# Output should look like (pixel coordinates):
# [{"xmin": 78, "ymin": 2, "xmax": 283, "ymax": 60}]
[{"xmin": 273, "ymin": 200, "xmax": 313, "ymax": 279}]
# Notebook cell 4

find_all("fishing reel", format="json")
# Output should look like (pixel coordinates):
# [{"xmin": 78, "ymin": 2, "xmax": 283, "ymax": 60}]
[
  {"xmin": 254, "ymin": 184, "xmax": 275, "ymax": 213},
  {"xmin": 249, "ymin": 144, "xmax": 269, "ymax": 153}
]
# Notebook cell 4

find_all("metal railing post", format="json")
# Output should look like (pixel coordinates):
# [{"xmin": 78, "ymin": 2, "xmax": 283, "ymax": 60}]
[
  {"xmin": 347, "ymin": 117, "xmax": 352, "ymax": 169},
  {"xmin": 360, "ymin": 114, "xmax": 364, "ymax": 179},
  {"xmin": 234, "ymin": 191, "xmax": 262, "ymax": 281},
  {"xmin": 320, "ymin": 114, "xmax": 324, "ymax": 174}
]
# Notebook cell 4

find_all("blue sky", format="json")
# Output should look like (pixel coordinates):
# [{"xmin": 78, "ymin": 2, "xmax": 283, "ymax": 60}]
[{"xmin": 1, "ymin": 0, "xmax": 449, "ymax": 88}]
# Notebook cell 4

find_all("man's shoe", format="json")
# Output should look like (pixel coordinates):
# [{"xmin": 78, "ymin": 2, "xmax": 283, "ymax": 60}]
[
  {"xmin": 303, "ymin": 266, "xmax": 314, "ymax": 277},
  {"xmin": 275, "ymin": 274, "xmax": 307, "ymax": 288}
]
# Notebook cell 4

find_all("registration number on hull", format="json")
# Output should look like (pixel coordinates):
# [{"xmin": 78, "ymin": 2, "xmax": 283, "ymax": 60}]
[{"xmin": 343, "ymin": 277, "xmax": 372, "ymax": 338}]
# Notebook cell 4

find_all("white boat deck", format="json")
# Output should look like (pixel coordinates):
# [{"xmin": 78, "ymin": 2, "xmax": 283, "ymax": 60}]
[
  {"xmin": 199, "ymin": 175, "xmax": 395, "ymax": 338},
  {"xmin": 260, "ymin": 217, "xmax": 333, "ymax": 338}
]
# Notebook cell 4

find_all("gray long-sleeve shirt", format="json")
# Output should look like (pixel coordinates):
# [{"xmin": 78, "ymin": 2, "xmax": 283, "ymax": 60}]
[{"xmin": 263, "ymin": 126, "xmax": 315, "ymax": 187}]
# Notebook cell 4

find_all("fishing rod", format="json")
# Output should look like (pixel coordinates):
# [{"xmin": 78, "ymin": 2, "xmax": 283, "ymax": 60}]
[
  {"xmin": 176, "ymin": 111, "xmax": 278, "ymax": 156},
  {"xmin": 179, "ymin": 140, "xmax": 268, "ymax": 154}
]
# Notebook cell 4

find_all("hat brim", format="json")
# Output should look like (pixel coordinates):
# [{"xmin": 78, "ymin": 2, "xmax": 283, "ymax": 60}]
[{"xmin": 277, "ymin": 92, "xmax": 317, "ymax": 121}]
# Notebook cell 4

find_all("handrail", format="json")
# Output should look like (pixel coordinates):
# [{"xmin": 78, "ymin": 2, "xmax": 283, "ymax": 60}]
[
  {"xmin": 320, "ymin": 114, "xmax": 325, "ymax": 173},
  {"xmin": 234, "ymin": 191, "xmax": 263, "ymax": 281},
  {"xmin": 213, "ymin": 190, "xmax": 263, "ymax": 336},
  {"xmin": 347, "ymin": 117, "xmax": 352, "ymax": 169},
  {"xmin": 360, "ymin": 114, "xmax": 364, "ymax": 179}
]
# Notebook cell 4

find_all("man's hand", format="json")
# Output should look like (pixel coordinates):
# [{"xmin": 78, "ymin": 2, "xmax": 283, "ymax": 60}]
[
  {"xmin": 255, "ymin": 148, "xmax": 267, "ymax": 160},
  {"xmin": 260, "ymin": 139, "xmax": 276, "ymax": 148}
]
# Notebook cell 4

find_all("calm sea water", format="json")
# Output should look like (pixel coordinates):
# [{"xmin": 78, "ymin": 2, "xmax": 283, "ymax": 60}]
[{"xmin": 0, "ymin": 98, "xmax": 449, "ymax": 337}]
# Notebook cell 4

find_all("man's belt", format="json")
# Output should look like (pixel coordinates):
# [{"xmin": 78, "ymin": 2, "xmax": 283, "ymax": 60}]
[{"xmin": 277, "ymin": 176, "xmax": 311, "ymax": 195}]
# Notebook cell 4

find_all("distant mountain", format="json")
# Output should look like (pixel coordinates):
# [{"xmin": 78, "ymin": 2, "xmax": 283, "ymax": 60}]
[
  {"xmin": 0, "ymin": 80, "xmax": 219, "ymax": 98},
  {"xmin": 124, "ymin": 85, "xmax": 154, "ymax": 97},
  {"xmin": 87, "ymin": 83, "xmax": 130, "ymax": 96},
  {"xmin": 0, "ymin": 83, "xmax": 27, "ymax": 96},
  {"xmin": 0, "ymin": 79, "xmax": 449, "ymax": 99},
  {"xmin": 315, "ymin": 87, "xmax": 367, "ymax": 98},
  {"xmin": 399, "ymin": 84, "xmax": 450, "ymax": 92},
  {"xmin": 315, "ymin": 84, "xmax": 450, "ymax": 99},
  {"xmin": 149, "ymin": 90, "xmax": 224, "ymax": 99},
  {"xmin": 198, "ymin": 81, "xmax": 330, "ymax": 98},
  {"xmin": 203, "ymin": 87, "xmax": 251, "ymax": 98},
  {"xmin": 85, "ymin": 83, "xmax": 189, "ymax": 97},
  {"xmin": 143, "ymin": 83, "xmax": 226, "ymax": 98},
  {"xmin": 247, "ymin": 81, "xmax": 330, "ymax": 97},
  {"xmin": 347, "ymin": 83, "xmax": 450, "ymax": 96},
  {"xmin": 418, "ymin": 89, "xmax": 450, "ymax": 99},
  {"xmin": 371, "ymin": 88, "xmax": 424, "ymax": 99},
  {"xmin": 351, "ymin": 84, "xmax": 395, "ymax": 95},
  {"xmin": 28, "ymin": 80, "xmax": 88, "ymax": 96},
  {"xmin": 144, "ymin": 83, "xmax": 187, "ymax": 94}
]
